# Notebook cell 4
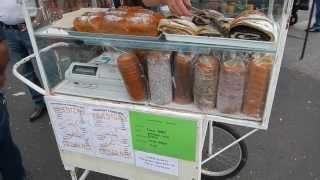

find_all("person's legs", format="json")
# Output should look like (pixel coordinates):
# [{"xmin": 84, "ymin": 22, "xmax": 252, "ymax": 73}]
[
  {"xmin": 3, "ymin": 28, "xmax": 45, "ymax": 121},
  {"xmin": 309, "ymin": 0, "xmax": 320, "ymax": 31},
  {"xmin": 0, "ymin": 94, "xmax": 26, "ymax": 180},
  {"xmin": 19, "ymin": 31, "xmax": 45, "ymax": 108},
  {"xmin": 315, "ymin": 0, "xmax": 320, "ymax": 26}
]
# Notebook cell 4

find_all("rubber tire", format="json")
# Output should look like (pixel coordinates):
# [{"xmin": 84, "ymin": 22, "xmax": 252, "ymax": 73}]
[{"xmin": 201, "ymin": 122, "xmax": 248, "ymax": 180}]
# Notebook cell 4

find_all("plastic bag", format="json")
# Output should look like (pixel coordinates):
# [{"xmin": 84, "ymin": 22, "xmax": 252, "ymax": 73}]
[
  {"xmin": 243, "ymin": 55, "xmax": 273, "ymax": 118},
  {"xmin": 147, "ymin": 52, "xmax": 172, "ymax": 105},
  {"xmin": 194, "ymin": 55, "xmax": 220, "ymax": 110},
  {"xmin": 217, "ymin": 57, "xmax": 247, "ymax": 114},
  {"xmin": 173, "ymin": 52, "xmax": 195, "ymax": 104},
  {"xmin": 117, "ymin": 52, "xmax": 146, "ymax": 101}
]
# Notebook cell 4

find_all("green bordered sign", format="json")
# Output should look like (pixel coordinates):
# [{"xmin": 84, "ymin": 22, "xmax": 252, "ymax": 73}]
[{"xmin": 130, "ymin": 111, "xmax": 197, "ymax": 162}]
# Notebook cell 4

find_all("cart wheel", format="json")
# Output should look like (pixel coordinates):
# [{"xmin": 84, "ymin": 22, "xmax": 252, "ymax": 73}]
[
  {"xmin": 290, "ymin": 13, "xmax": 298, "ymax": 26},
  {"xmin": 201, "ymin": 122, "xmax": 248, "ymax": 179}
]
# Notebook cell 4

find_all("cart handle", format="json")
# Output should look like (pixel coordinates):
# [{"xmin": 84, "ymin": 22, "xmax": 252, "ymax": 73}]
[{"xmin": 12, "ymin": 42, "xmax": 70, "ymax": 96}]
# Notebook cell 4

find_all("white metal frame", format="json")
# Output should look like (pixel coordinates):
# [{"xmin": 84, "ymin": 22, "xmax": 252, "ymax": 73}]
[
  {"xmin": 13, "ymin": 52, "xmax": 259, "ymax": 180},
  {"xmin": 14, "ymin": 0, "xmax": 295, "ymax": 179}
]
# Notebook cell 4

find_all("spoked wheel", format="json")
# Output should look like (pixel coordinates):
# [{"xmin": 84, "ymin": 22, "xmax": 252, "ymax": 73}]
[{"xmin": 201, "ymin": 122, "xmax": 248, "ymax": 180}]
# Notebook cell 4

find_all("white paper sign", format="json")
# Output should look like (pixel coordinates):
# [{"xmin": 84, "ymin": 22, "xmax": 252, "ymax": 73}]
[
  {"xmin": 47, "ymin": 99, "xmax": 134, "ymax": 164},
  {"xmin": 49, "ymin": 102, "xmax": 95, "ymax": 155},
  {"xmin": 87, "ymin": 106, "xmax": 134, "ymax": 163},
  {"xmin": 135, "ymin": 151, "xmax": 179, "ymax": 176}
]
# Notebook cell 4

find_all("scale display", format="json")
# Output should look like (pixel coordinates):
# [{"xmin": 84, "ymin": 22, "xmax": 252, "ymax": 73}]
[{"xmin": 72, "ymin": 65, "xmax": 98, "ymax": 76}]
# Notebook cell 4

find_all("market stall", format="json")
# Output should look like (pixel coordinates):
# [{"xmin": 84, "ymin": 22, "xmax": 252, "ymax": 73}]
[{"xmin": 13, "ymin": 0, "xmax": 294, "ymax": 179}]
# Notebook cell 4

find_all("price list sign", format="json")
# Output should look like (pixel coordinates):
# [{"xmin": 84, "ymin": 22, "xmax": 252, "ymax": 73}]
[{"xmin": 130, "ymin": 111, "xmax": 197, "ymax": 162}]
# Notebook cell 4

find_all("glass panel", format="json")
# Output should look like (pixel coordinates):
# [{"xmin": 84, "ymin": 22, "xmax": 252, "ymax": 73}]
[
  {"xmin": 21, "ymin": 0, "xmax": 288, "ymax": 124},
  {"xmin": 36, "ymin": 37, "xmax": 275, "ymax": 122}
]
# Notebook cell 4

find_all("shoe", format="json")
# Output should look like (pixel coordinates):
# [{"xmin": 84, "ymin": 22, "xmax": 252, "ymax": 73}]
[
  {"xmin": 308, "ymin": 28, "xmax": 320, "ymax": 32},
  {"xmin": 29, "ymin": 106, "xmax": 47, "ymax": 122},
  {"xmin": 307, "ymin": 25, "xmax": 320, "ymax": 32}
]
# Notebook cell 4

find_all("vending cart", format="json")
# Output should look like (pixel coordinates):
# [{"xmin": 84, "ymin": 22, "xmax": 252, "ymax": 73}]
[{"xmin": 13, "ymin": 0, "xmax": 294, "ymax": 179}]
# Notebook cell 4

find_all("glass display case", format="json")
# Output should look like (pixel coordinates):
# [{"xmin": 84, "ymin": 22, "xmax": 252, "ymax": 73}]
[{"xmin": 20, "ymin": 0, "xmax": 294, "ymax": 129}]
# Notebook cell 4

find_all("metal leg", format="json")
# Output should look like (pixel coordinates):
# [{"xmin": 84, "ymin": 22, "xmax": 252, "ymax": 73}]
[
  {"xmin": 300, "ymin": 0, "xmax": 316, "ymax": 60},
  {"xmin": 200, "ymin": 119, "xmax": 209, "ymax": 151},
  {"xmin": 208, "ymin": 120, "xmax": 214, "ymax": 155},
  {"xmin": 70, "ymin": 169, "xmax": 78, "ymax": 180},
  {"xmin": 202, "ymin": 128, "xmax": 259, "ymax": 165},
  {"xmin": 79, "ymin": 170, "xmax": 90, "ymax": 180}
]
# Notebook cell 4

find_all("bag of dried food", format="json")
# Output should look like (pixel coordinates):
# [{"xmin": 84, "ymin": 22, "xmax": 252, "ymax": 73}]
[
  {"xmin": 217, "ymin": 57, "xmax": 247, "ymax": 114},
  {"xmin": 194, "ymin": 54, "xmax": 220, "ymax": 111},
  {"xmin": 243, "ymin": 55, "xmax": 273, "ymax": 119},
  {"xmin": 117, "ymin": 52, "xmax": 146, "ymax": 101},
  {"xmin": 147, "ymin": 51, "xmax": 172, "ymax": 105},
  {"xmin": 173, "ymin": 52, "xmax": 195, "ymax": 104}
]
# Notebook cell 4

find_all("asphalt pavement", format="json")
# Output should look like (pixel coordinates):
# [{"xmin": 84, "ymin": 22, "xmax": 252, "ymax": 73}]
[{"xmin": 2, "ymin": 12, "xmax": 320, "ymax": 180}]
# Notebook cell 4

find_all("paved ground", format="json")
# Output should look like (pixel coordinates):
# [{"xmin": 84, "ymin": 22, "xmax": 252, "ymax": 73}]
[{"xmin": 3, "ymin": 11, "xmax": 320, "ymax": 180}]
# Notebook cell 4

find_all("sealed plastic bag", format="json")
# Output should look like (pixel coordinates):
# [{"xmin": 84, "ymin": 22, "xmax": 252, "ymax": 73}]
[
  {"xmin": 217, "ymin": 58, "xmax": 247, "ymax": 114},
  {"xmin": 117, "ymin": 52, "xmax": 146, "ymax": 101},
  {"xmin": 147, "ymin": 52, "xmax": 172, "ymax": 105},
  {"xmin": 194, "ymin": 55, "xmax": 220, "ymax": 110},
  {"xmin": 243, "ymin": 55, "xmax": 273, "ymax": 118},
  {"xmin": 174, "ymin": 52, "xmax": 195, "ymax": 104}
]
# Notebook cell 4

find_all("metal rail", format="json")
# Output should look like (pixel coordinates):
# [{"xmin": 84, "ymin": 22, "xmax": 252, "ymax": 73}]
[{"xmin": 12, "ymin": 42, "xmax": 69, "ymax": 96}]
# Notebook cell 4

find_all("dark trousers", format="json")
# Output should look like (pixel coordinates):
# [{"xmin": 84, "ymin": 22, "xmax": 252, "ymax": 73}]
[
  {"xmin": 316, "ymin": 0, "xmax": 320, "ymax": 26},
  {"xmin": 0, "ymin": 94, "xmax": 25, "ymax": 180},
  {"xmin": 1, "ymin": 26, "xmax": 44, "ymax": 108}
]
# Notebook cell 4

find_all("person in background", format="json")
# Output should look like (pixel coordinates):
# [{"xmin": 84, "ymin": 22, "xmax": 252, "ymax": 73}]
[
  {"xmin": 0, "ymin": 32, "xmax": 26, "ymax": 180},
  {"xmin": 143, "ymin": 0, "xmax": 192, "ymax": 16},
  {"xmin": 309, "ymin": 0, "xmax": 320, "ymax": 32},
  {"xmin": 113, "ymin": 0, "xmax": 192, "ymax": 16},
  {"xmin": 0, "ymin": 0, "xmax": 46, "ymax": 122}
]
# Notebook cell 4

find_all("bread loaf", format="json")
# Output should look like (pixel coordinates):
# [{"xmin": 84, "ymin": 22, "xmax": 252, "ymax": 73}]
[{"xmin": 74, "ymin": 7, "xmax": 164, "ymax": 36}]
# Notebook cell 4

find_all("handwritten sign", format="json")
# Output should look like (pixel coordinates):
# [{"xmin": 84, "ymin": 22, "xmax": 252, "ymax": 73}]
[
  {"xmin": 87, "ymin": 106, "xmax": 134, "ymax": 163},
  {"xmin": 47, "ymin": 99, "xmax": 134, "ymax": 164},
  {"xmin": 130, "ymin": 111, "xmax": 197, "ymax": 161},
  {"xmin": 50, "ymin": 102, "xmax": 95, "ymax": 155}
]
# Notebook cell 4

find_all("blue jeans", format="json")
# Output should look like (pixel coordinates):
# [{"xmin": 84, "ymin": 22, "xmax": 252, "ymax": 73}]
[
  {"xmin": 316, "ymin": 0, "xmax": 320, "ymax": 26},
  {"xmin": 0, "ymin": 93, "xmax": 25, "ymax": 180},
  {"xmin": 2, "ymin": 28, "xmax": 44, "ymax": 108}
]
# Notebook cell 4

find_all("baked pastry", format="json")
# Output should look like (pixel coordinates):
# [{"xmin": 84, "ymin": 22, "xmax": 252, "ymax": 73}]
[
  {"xmin": 230, "ymin": 11, "xmax": 276, "ymax": 41},
  {"xmin": 102, "ymin": 14, "xmax": 128, "ymax": 34},
  {"xmin": 158, "ymin": 18, "xmax": 199, "ymax": 35},
  {"xmin": 73, "ymin": 6, "xmax": 164, "ymax": 36},
  {"xmin": 158, "ymin": 11, "xmax": 226, "ymax": 37},
  {"xmin": 74, "ymin": 15, "xmax": 95, "ymax": 32}
]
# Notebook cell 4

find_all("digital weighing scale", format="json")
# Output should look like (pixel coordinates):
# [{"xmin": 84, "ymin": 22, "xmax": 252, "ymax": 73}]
[{"xmin": 53, "ymin": 54, "xmax": 132, "ymax": 102}]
